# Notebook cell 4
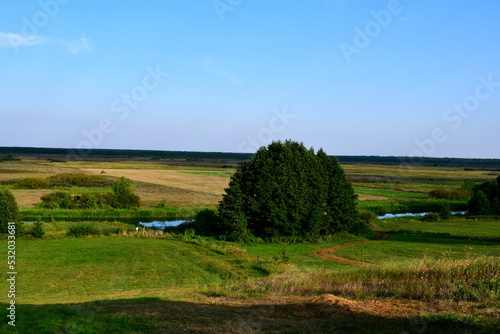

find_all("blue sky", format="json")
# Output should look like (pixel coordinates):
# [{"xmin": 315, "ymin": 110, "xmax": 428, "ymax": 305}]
[{"xmin": 1, "ymin": 0, "xmax": 499, "ymax": 158}]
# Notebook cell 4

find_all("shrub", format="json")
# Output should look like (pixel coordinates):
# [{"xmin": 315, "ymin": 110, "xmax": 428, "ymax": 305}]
[
  {"xmin": 422, "ymin": 212, "xmax": 440, "ymax": 222},
  {"xmin": 429, "ymin": 189, "xmax": 470, "ymax": 200},
  {"xmin": 30, "ymin": 221, "xmax": 45, "ymax": 238},
  {"xmin": 358, "ymin": 209, "xmax": 378, "ymax": 226},
  {"xmin": 47, "ymin": 173, "xmax": 109, "ymax": 187},
  {"xmin": 15, "ymin": 178, "xmax": 51, "ymax": 189},
  {"xmin": 40, "ymin": 191, "xmax": 73, "ymax": 209},
  {"xmin": 194, "ymin": 209, "xmax": 220, "ymax": 237},
  {"xmin": 113, "ymin": 177, "xmax": 134, "ymax": 196},
  {"xmin": 113, "ymin": 193, "xmax": 141, "ymax": 209},
  {"xmin": 100, "ymin": 225, "xmax": 122, "ymax": 236},
  {"xmin": 66, "ymin": 222, "xmax": 100, "ymax": 237},
  {"xmin": 72, "ymin": 194, "xmax": 108, "ymax": 209},
  {"xmin": 438, "ymin": 203, "xmax": 451, "ymax": 219}
]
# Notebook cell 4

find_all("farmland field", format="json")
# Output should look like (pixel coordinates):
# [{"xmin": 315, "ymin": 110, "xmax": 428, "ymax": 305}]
[{"xmin": 1, "ymin": 153, "xmax": 499, "ymax": 333}]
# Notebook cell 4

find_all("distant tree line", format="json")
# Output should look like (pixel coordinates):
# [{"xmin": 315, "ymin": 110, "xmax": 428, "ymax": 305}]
[
  {"xmin": 0, "ymin": 147, "xmax": 253, "ymax": 161},
  {"xmin": 2, "ymin": 147, "xmax": 500, "ymax": 168}
]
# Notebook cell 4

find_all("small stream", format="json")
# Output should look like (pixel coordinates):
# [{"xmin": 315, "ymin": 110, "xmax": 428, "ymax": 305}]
[
  {"xmin": 138, "ymin": 220, "xmax": 188, "ymax": 228},
  {"xmin": 377, "ymin": 211, "xmax": 467, "ymax": 219}
]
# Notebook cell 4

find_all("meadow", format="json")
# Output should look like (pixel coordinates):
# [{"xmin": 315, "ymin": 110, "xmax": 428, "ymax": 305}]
[{"xmin": 1, "ymin": 154, "xmax": 499, "ymax": 333}]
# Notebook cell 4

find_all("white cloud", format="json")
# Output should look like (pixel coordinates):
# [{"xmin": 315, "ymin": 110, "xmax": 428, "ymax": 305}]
[
  {"xmin": 0, "ymin": 32, "xmax": 46, "ymax": 49},
  {"xmin": 65, "ymin": 34, "xmax": 91, "ymax": 54}
]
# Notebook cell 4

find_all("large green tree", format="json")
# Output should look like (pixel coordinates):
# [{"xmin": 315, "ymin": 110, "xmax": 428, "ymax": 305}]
[
  {"xmin": 217, "ymin": 140, "xmax": 360, "ymax": 240},
  {"xmin": 0, "ymin": 189, "xmax": 19, "ymax": 233},
  {"xmin": 468, "ymin": 176, "xmax": 500, "ymax": 215}
]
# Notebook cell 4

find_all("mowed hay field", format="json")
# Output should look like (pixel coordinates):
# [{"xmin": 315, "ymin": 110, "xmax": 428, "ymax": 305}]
[
  {"xmin": 0, "ymin": 159, "xmax": 234, "ymax": 209},
  {"xmin": 82, "ymin": 168, "xmax": 231, "ymax": 208}
]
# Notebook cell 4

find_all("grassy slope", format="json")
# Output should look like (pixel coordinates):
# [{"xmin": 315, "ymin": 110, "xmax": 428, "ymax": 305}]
[
  {"xmin": 336, "ymin": 219, "xmax": 500, "ymax": 264},
  {"xmin": 244, "ymin": 236, "xmax": 366, "ymax": 270},
  {"xmin": 9, "ymin": 238, "xmax": 259, "ymax": 304},
  {"xmin": 1, "ymin": 226, "xmax": 499, "ymax": 333},
  {"xmin": 335, "ymin": 234, "xmax": 500, "ymax": 264}
]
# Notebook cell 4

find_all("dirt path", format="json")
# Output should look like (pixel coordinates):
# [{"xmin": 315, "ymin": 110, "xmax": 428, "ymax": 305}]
[{"xmin": 313, "ymin": 232, "xmax": 394, "ymax": 266}]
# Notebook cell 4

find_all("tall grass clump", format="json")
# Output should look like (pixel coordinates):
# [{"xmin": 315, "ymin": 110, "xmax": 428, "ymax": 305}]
[
  {"xmin": 245, "ymin": 257, "xmax": 499, "ymax": 303},
  {"xmin": 15, "ymin": 178, "xmax": 51, "ymax": 189},
  {"xmin": 429, "ymin": 189, "xmax": 471, "ymax": 200},
  {"xmin": 21, "ymin": 207, "xmax": 200, "ymax": 221},
  {"xmin": 66, "ymin": 222, "xmax": 122, "ymax": 237},
  {"xmin": 66, "ymin": 222, "xmax": 101, "ymax": 237}
]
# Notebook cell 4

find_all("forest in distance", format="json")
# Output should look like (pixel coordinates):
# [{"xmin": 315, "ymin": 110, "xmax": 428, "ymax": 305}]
[{"xmin": 2, "ymin": 146, "xmax": 500, "ymax": 169}]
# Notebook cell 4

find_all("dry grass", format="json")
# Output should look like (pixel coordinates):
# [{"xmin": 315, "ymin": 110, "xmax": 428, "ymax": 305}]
[
  {"xmin": 11, "ymin": 189, "xmax": 54, "ymax": 208},
  {"xmin": 82, "ymin": 168, "xmax": 229, "ymax": 194},
  {"xmin": 357, "ymin": 194, "xmax": 389, "ymax": 201},
  {"xmin": 83, "ymin": 168, "xmax": 229, "ymax": 208},
  {"xmin": 342, "ymin": 164, "xmax": 497, "ymax": 179},
  {"xmin": 0, "ymin": 160, "xmax": 74, "ymax": 181},
  {"xmin": 239, "ymin": 257, "xmax": 500, "ymax": 305}
]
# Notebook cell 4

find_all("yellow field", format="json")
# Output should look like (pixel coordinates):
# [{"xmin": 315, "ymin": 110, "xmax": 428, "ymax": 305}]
[{"xmin": 82, "ymin": 168, "xmax": 230, "ymax": 208}]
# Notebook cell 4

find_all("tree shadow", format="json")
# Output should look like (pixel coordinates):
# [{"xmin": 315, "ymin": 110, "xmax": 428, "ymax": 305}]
[{"xmin": 1, "ymin": 297, "xmax": 496, "ymax": 334}]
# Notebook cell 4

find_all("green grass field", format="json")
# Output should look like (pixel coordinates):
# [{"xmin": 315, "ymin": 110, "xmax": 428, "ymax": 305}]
[
  {"xmin": 336, "ymin": 234, "xmax": 500, "ymax": 264},
  {"xmin": 353, "ymin": 186, "xmax": 428, "ymax": 199},
  {"xmin": 2, "ymin": 229, "xmax": 499, "ymax": 333},
  {"xmin": 12, "ymin": 238, "xmax": 262, "ymax": 304}
]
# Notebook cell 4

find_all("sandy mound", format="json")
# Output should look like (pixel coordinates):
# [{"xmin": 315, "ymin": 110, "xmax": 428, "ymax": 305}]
[{"xmin": 306, "ymin": 294, "xmax": 362, "ymax": 315}]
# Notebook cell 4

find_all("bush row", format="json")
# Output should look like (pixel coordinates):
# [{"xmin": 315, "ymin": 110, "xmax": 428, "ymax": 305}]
[
  {"xmin": 66, "ymin": 222, "xmax": 122, "ymax": 237},
  {"xmin": 40, "ymin": 192, "xmax": 140, "ymax": 210},
  {"xmin": 14, "ymin": 173, "xmax": 111, "ymax": 189},
  {"xmin": 429, "ymin": 189, "xmax": 470, "ymax": 200}
]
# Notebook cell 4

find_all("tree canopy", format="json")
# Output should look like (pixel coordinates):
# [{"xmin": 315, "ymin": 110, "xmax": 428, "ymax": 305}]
[
  {"xmin": 217, "ymin": 140, "xmax": 360, "ymax": 241},
  {"xmin": 0, "ymin": 189, "xmax": 19, "ymax": 233},
  {"xmin": 468, "ymin": 176, "xmax": 500, "ymax": 215}
]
